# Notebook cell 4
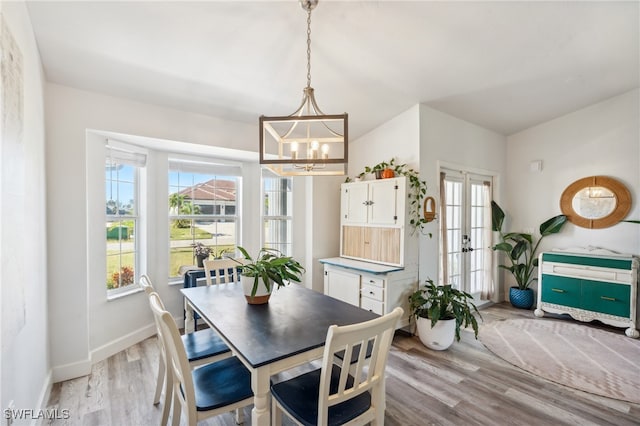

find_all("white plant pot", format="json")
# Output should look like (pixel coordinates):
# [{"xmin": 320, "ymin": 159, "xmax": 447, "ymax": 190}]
[
  {"xmin": 416, "ymin": 317, "xmax": 456, "ymax": 350},
  {"xmin": 241, "ymin": 275, "xmax": 272, "ymax": 304}
]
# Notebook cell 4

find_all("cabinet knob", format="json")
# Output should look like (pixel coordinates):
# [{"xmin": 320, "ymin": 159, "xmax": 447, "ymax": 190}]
[{"xmin": 369, "ymin": 291, "xmax": 375, "ymax": 295}]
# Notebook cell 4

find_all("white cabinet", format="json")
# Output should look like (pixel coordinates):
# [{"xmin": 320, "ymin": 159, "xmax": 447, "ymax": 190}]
[
  {"xmin": 341, "ymin": 178, "xmax": 404, "ymax": 226},
  {"xmin": 321, "ymin": 258, "xmax": 418, "ymax": 329},
  {"xmin": 340, "ymin": 177, "xmax": 415, "ymax": 267}
]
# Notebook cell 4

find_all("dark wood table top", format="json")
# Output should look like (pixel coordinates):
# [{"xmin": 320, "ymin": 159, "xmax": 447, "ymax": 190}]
[{"xmin": 181, "ymin": 283, "xmax": 378, "ymax": 368}]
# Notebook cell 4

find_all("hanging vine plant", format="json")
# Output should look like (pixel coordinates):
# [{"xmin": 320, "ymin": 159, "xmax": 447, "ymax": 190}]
[{"xmin": 349, "ymin": 158, "xmax": 431, "ymax": 236}]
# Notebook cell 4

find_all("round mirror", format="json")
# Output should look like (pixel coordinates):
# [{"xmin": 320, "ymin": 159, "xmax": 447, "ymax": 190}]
[{"xmin": 560, "ymin": 176, "xmax": 631, "ymax": 229}]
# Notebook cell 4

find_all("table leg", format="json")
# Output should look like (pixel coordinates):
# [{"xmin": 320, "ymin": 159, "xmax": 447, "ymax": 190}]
[
  {"xmin": 251, "ymin": 368, "xmax": 271, "ymax": 426},
  {"xmin": 184, "ymin": 299, "xmax": 195, "ymax": 334}
]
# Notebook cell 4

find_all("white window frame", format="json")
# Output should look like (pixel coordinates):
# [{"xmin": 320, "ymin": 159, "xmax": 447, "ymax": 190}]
[
  {"xmin": 168, "ymin": 157, "xmax": 242, "ymax": 279},
  {"xmin": 105, "ymin": 141, "xmax": 146, "ymax": 297},
  {"xmin": 261, "ymin": 169, "xmax": 293, "ymax": 256}
]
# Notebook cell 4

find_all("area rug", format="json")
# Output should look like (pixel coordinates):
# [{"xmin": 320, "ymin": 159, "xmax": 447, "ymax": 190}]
[{"xmin": 479, "ymin": 318, "xmax": 640, "ymax": 404}]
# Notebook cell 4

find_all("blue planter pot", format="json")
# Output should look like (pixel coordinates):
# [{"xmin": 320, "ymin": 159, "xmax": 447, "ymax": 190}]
[{"xmin": 509, "ymin": 287, "xmax": 534, "ymax": 309}]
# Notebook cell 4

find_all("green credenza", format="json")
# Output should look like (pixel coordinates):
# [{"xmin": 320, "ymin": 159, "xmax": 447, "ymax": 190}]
[{"xmin": 535, "ymin": 251, "xmax": 639, "ymax": 338}]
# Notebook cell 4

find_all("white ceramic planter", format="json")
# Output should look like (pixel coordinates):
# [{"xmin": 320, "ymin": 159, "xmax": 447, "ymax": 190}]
[
  {"xmin": 241, "ymin": 275, "xmax": 272, "ymax": 304},
  {"xmin": 416, "ymin": 317, "xmax": 456, "ymax": 350}
]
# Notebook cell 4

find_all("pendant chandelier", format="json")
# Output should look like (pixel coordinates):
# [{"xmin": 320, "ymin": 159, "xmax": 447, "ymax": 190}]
[{"xmin": 259, "ymin": 0, "xmax": 348, "ymax": 176}]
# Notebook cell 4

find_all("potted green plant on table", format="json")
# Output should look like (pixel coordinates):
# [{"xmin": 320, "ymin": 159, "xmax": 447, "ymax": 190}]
[
  {"xmin": 491, "ymin": 201, "xmax": 568, "ymax": 309},
  {"xmin": 234, "ymin": 246, "xmax": 305, "ymax": 304},
  {"xmin": 409, "ymin": 279, "xmax": 481, "ymax": 350}
]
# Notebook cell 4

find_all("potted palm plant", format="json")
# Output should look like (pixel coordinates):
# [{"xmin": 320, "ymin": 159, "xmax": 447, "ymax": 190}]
[
  {"xmin": 491, "ymin": 201, "xmax": 568, "ymax": 309},
  {"xmin": 234, "ymin": 246, "xmax": 305, "ymax": 304},
  {"xmin": 409, "ymin": 279, "xmax": 481, "ymax": 350}
]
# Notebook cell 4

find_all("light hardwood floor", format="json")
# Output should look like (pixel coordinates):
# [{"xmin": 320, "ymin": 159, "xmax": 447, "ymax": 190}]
[{"xmin": 46, "ymin": 303, "xmax": 640, "ymax": 425}]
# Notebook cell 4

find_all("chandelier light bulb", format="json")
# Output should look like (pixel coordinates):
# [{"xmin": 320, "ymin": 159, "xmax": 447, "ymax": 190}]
[{"xmin": 321, "ymin": 143, "xmax": 329, "ymax": 159}]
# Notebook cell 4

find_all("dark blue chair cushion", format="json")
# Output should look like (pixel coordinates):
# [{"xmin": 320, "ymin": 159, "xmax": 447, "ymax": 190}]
[
  {"xmin": 333, "ymin": 340, "xmax": 374, "ymax": 364},
  {"xmin": 270, "ymin": 365, "xmax": 371, "ymax": 426},
  {"xmin": 191, "ymin": 356, "xmax": 253, "ymax": 411},
  {"xmin": 182, "ymin": 329, "xmax": 231, "ymax": 362}
]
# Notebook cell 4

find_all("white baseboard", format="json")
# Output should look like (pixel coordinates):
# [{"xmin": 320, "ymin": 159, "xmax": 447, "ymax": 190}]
[
  {"xmin": 52, "ymin": 315, "xmax": 183, "ymax": 383},
  {"xmin": 32, "ymin": 371, "xmax": 53, "ymax": 426},
  {"xmin": 90, "ymin": 323, "xmax": 156, "ymax": 365},
  {"xmin": 51, "ymin": 359, "xmax": 92, "ymax": 383},
  {"xmin": 90, "ymin": 315, "xmax": 184, "ymax": 365}
]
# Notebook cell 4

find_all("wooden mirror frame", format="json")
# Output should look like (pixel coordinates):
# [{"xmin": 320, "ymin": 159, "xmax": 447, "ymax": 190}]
[{"xmin": 560, "ymin": 176, "xmax": 631, "ymax": 229}]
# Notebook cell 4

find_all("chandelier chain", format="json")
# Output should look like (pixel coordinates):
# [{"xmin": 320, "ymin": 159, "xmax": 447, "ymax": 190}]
[{"xmin": 306, "ymin": 8, "xmax": 312, "ymax": 88}]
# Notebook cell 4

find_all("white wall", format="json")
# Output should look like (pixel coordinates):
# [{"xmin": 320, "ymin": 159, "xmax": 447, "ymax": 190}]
[
  {"xmin": 0, "ymin": 3, "xmax": 50, "ymax": 417},
  {"xmin": 506, "ymin": 89, "xmax": 640, "ymax": 267},
  {"xmin": 419, "ymin": 105, "xmax": 507, "ymax": 297},
  {"xmin": 45, "ymin": 84, "xmax": 260, "ymax": 381},
  {"xmin": 348, "ymin": 105, "xmax": 420, "ymax": 179}
]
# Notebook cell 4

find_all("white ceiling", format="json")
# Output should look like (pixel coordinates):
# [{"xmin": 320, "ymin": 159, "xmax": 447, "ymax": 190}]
[{"xmin": 26, "ymin": 1, "xmax": 639, "ymax": 140}]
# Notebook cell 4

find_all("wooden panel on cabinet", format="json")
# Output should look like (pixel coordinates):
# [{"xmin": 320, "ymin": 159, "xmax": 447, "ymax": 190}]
[
  {"xmin": 342, "ymin": 226, "xmax": 365, "ymax": 259},
  {"xmin": 369, "ymin": 227, "xmax": 401, "ymax": 264},
  {"xmin": 342, "ymin": 226, "xmax": 401, "ymax": 265}
]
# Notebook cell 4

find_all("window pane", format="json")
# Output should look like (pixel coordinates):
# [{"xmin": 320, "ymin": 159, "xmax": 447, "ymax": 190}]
[
  {"xmin": 262, "ymin": 173, "xmax": 292, "ymax": 256},
  {"xmin": 169, "ymin": 167, "xmax": 240, "ymax": 278},
  {"xmin": 106, "ymin": 163, "xmax": 136, "ymax": 215},
  {"xmin": 263, "ymin": 219, "xmax": 292, "ymax": 256}
]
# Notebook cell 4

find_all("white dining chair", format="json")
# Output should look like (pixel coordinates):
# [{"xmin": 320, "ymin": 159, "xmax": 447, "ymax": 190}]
[
  {"xmin": 270, "ymin": 307, "xmax": 403, "ymax": 426},
  {"xmin": 203, "ymin": 258, "xmax": 243, "ymax": 286},
  {"xmin": 139, "ymin": 275, "xmax": 232, "ymax": 425},
  {"xmin": 148, "ymin": 292, "xmax": 253, "ymax": 426}
]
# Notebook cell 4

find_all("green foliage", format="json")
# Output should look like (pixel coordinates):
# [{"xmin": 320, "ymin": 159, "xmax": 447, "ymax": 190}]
[
  {"xmin": 169, "ymin": 193, "xmax": 201, "ymax": 228},
  {"xmin": 234, "ymin": 247, "xmax": 305, "ymax": 299},
  {"xmin": 408, "ymin": 279, "xmax": 481, "ymax": 341},
  {"xmin": 352, "ymin": 158, "xmax": 431, "ymax": 236},
  {"xmin": 491, "ymin": 201, "xmax": 568, "ymax": 290}
]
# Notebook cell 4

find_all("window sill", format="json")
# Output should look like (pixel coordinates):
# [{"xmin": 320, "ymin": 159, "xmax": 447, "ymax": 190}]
[
  {"xmin": 168, "ymin": 278, "xmax": 184, "ymax": 287},
  {"xmin": 107, "ymin": 286, "xmax": 144, "ymax": 301}
]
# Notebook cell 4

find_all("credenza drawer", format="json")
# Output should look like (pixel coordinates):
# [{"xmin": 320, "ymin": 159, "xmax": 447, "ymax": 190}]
[
  {"xmin": 360, "ymin": 296, "xmax": 384, "ymax": 315},
  {"xmin": 581, "ymin": 280, "xmax": 630, "ymax": 318},
  {"xmin": 541, "ymin": 275, "xmax": 581, "ymax": 308},
  {"xmin": 361, "ymin": 282, "xmax": 384, "ymax": 301}
]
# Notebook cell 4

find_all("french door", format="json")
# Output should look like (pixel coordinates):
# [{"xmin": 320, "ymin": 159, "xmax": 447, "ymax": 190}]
[{"xmin": 440, "ymin": 169, "xmax": 493, "ymax": 298}]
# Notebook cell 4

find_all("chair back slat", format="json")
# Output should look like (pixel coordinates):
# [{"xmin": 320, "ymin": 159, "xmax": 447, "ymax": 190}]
[
  {"xmin": 203, "ymin": 258, "xmax": 243, "ymax": 286},
  {"xmin": 317, "ymin": 307, "xmax": 402, "ymax": 424}
]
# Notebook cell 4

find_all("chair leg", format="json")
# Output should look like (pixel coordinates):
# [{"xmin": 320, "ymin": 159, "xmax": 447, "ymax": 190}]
[
  {"xmin": 153, "ymin": 351, "xmax": 165, "ymax": 405},
  {"xmin": 160, "ymin": 361, "xmax": 173, "ymax": 426},
  {"xmin": 271, "ymin": 397, "xmax": 282, "ymax": 425},
  {"xmin": 234, "ymin": 407, "xmax": 244, "ymax": 425},
  {"xmin": 170, "ymin": 387, "xmax": 181, "ymax": 426}
]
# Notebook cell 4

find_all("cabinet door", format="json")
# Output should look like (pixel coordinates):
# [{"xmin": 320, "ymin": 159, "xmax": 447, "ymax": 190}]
[
  {"xmin": 324, "ymin": 268, "xmax": 360, "ymax": 307},
  {"xmin": 368, "ymin": 179, "xmax": 398, "ymax": 225},
  {"xmin": 342, "ymin": 184, "xmax": 369, "ymax": 224}
]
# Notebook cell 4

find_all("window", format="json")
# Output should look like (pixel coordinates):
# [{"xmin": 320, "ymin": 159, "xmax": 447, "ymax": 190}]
[
  {"xmin": 262, "ymin": 169, "xmax": 292, "ymax": 255},
  {"xmin": 168, "ymin": 160, "xmax": 241, "ymax": 278},
  {"xmin": 105, "ymin": 145, "xmax": 145, "ymax": 293}
]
